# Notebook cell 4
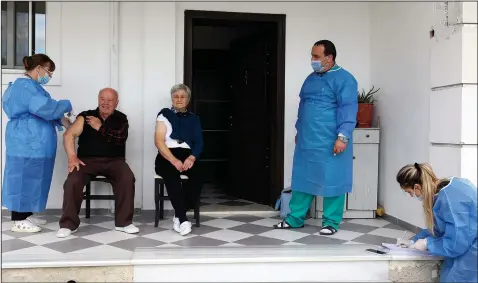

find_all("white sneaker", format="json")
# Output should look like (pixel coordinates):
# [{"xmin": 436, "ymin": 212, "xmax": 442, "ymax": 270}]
[
  {"xmin": 27, "ymin": 216, "xmax": 47, "ymax": 225},
  {"xmin": 179, "ymin": 221, "xmax": 192, "ymax": 236},
  {"xmin": 11, "ymin": 219, "xmax": 41, "ymax": 233},
  {"xmin": 172, "ymin": 216, "xmax": 180, "ymax": 232},
  {"xmin": 56, "ymin": 228, "xmax": 77, "ymax": 238},
  {"xmin": 115, "ymin": 224, "xmax": 139, "ymax": 234}
]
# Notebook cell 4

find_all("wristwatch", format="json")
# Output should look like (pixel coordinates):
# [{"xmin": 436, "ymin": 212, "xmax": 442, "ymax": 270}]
[{"xmin": 337, "ymin": 135, "xmax": 349, "ymax": 143}]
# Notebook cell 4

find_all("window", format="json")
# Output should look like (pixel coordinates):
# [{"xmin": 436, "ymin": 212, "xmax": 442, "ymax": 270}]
[{"xmin": 1, "ymin": 1, "xmax": 46, "ymax": 69}]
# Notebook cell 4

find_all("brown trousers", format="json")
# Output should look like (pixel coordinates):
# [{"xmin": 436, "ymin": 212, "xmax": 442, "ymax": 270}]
[{"xmin": 59, "ymin": 157, "xmax": 135, "ymax": 230}]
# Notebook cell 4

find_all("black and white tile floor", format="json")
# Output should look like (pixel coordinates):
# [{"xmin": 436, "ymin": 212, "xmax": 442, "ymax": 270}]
[
  {"xmin": 1, "ymin": 186, "xmax": 415, "ymax": 256},
  {"xmin": 198, "ymin": 185, "xmax": 274, "ymax": 212},
  {"xmin": 2, "ymin": 213, "xmax": 416, "ymax": 255}
]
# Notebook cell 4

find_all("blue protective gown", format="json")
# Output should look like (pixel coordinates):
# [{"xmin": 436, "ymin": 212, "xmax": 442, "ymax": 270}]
[
  {"xmin": 413, "ymin": 177, "xmax": 477, "ymax": 283},
  {"xmin": 2, "ymin": 77, "xmax": 72, "ymax": 212},
  {"xmin": 292, "ymin": 65, "xmax": 358, "ymax": 197}
]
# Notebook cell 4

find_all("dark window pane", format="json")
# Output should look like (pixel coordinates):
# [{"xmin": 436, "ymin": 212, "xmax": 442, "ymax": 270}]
[
  {"xmin": 1, "ymin": 2, "xmax": 7, "ymax": 65},
  {"xmin": 15, "ymin": 1, "xmax": 29, "ymax": 66},
  {"xmin": 32, "ymin": 2, "xmax": 46, "ymax": 54}
]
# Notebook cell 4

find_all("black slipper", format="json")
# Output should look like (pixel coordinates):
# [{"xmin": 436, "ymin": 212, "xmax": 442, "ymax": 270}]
[
  {"xmin": 273, "ymin": 220, "xmax": 304, "ymax": 229},
  {"xmin": 319, "ymin": 225, "xmax": 337, "ymax": 235}
]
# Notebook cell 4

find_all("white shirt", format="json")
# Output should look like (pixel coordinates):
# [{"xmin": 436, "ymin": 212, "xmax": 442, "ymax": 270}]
[{"xmin": 157, "ymin": 114, "xmax": 191, "ymax": 149}]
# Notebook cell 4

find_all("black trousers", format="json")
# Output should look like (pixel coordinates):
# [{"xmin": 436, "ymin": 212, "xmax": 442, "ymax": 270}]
[
  {"xmin": 11, "ymin": 211, "xmax": 33, "ymax": 221},
  {"xmin": 155, "ymin": 148, "xmax": 202, "ymax": 223}
]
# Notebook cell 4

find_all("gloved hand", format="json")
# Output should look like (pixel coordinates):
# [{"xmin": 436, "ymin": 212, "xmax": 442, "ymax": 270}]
[
  {"xmin": 396, "ymin": 238, "xmax": 414, "ymax": 248},
  {"xmin": 65, "ymin": 110, "xmax": 77, "ymax": 123},
  {"xmin": 410, "ymin": 238, "xmax": 428, "ymax": 251}
]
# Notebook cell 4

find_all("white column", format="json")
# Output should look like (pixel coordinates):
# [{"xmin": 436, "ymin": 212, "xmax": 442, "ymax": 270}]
[
  {"xmin": 110, "ymin": 2, "xmax": 120, "ymax": 105},
  {"xmin": 429, "ymin": 2, "xmax": 477, "ymax": 185}
]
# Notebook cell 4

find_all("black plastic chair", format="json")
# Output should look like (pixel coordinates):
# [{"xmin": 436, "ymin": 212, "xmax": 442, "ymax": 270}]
[
  {"xmin": 154, "ymin": 174, "xmax": 200, "ymax": 227},
  {"xmin": 83, "ymin": 176, "xmax": 114, "ymax": 218}
]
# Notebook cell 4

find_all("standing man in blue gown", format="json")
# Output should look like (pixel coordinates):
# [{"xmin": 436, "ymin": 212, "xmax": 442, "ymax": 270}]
[{"xmin": 275, "ymin": 40, "xmax": 358, "ymax": 235}]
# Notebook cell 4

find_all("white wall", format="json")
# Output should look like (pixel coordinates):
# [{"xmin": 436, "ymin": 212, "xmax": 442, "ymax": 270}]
[
  {"xmin": 2, "ymin": 2, "xmax": 372, "ymax": 210},
  {"xmin": 1, "ymin": 2, "xmax": 143, "ymax": 210},
  {"xmin": 370, "ymin": 2, "xmax": 434, "ymax": 228},
  {"xmin": 428, "ymin": 2, "xmax": 477, "ymax": 187},
  {"xmin": 175, "ymin": 2, "xmax": 371, "ymax": 205},
  {"xmin": 128, "ymin": 2, "xmax": 372, "ymax": 210}
]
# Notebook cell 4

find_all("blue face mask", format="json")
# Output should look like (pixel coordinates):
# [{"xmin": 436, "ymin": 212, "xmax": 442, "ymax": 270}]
[
  {"xmin": 311, "ymin": 60, "xmax": 323, "ymax": 72},
  {"xmin": 38, "ymin": 74, "xmax": 50, "ymax": 85}
]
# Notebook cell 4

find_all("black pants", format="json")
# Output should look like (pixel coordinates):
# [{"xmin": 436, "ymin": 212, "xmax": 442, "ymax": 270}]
[
  {"xmin": 155, "ymin": 148, "xmax": 202, "ymax": 223},
  {"xmin": 11, "ymin": 211, "xmax": 33, "ymax": 221}
]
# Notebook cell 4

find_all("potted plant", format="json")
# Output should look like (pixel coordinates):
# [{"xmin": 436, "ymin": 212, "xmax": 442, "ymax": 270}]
[{"xmin": 357, "ymin": 86, "xmax": 380, "ymax": 128}]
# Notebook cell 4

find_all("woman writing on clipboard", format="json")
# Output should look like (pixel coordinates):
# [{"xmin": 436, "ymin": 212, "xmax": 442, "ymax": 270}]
[{"xmin": 395, "ymin": 163, "xmax": 477, "ymax": 283}]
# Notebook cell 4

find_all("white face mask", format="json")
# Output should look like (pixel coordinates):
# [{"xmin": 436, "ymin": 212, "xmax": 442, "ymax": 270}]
[{"xmin": 412, "ymin": 190, "xmax": 424, "ymax": 201}]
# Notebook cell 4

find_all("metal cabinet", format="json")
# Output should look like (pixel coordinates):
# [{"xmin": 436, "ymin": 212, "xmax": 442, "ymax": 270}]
[{"xmin": 312, "ymin": 128, "xmax": 380, "ymax": 219}]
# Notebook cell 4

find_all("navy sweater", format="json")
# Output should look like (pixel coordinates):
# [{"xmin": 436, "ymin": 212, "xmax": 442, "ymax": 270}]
[{"xmin": 158, "ymin": 108, "xmax": 203, "ymax": 158}]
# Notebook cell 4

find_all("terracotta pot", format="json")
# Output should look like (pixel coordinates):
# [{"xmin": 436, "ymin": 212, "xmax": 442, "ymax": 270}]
[{"xmin": 357, "ymin": 103, "xmax": 373, "ymax": 128}]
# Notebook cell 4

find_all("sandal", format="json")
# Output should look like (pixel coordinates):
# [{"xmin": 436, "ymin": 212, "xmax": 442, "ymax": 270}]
[
  {"xmin": 319, "ymin": 226, "xmax": 337, "ymax": 235},
  {"xmin": 273, "ymin": 220, "xmax": 304, "ymax": 229}
]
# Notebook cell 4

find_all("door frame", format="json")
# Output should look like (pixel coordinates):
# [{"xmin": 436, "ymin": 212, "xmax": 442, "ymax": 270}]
[{"xmin": 184, "ymin": 10, "xmax": 286, "ymax": 206}]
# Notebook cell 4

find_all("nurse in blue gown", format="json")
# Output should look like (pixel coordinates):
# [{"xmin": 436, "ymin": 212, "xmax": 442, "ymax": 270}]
[
  {"xmin": 2, "ymin": 54, "xmax": 72, "ymax": 233},
  {"xmin": 274, "ymin": 40, "xmax": 358, "ymax": 235},
  {"xmin": 396, "ymin": 163, "xmax": 477, "ymax": 283}
]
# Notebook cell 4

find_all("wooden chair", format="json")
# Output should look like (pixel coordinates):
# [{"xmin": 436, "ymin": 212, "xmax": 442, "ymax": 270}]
[{"xmin": 154, "ymin": 174, "xmax": 200, "ymax": 227}]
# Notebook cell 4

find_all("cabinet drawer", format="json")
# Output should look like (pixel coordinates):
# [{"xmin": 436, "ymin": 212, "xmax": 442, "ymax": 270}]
[{"xmin": 353, "ymin": 129, "xmax": 380, "ymax": 144}]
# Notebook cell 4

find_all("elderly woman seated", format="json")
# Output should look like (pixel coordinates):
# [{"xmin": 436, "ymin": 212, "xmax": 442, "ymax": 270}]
[{"xmin": 154, "ymin": 84, "xmax": 203, "ymax": 236}]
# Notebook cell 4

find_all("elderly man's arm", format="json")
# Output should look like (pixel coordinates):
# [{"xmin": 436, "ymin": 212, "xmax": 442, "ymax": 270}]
[
  {"xmin": 154, "ymin": 121, "xmax": 183, "ymax": 172},
  {"xmin": 63, "ymin": 116, "xmax": 85, "ymax": 172}
]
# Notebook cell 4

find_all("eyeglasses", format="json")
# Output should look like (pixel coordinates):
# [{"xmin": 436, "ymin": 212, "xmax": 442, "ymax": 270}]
[{"xmin": 42, "ymin": 66, "xmax": 53, "ymax": 77}]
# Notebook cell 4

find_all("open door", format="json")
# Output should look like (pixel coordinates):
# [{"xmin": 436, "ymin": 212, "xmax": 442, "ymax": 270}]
[
  {"xmin": 228, "ymin": 33, "xmax": 272, "ymax": 205},
  {"xmin": 184, "ymin": 10, "xmax": 286, "ymax": 208}
]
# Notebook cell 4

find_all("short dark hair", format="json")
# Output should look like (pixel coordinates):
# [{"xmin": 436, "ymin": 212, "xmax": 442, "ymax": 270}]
[
  {"xmin": 22, "ymin": 54, "xmax": 56, "ymax": 72},
  {"xmin": 313, "ymin": 40, "xmax": 337, "ymax": 61}
]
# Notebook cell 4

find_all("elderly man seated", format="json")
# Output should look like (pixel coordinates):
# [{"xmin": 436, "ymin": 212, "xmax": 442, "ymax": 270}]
[{"xmin": 56, "ymin": 87, "xmax": 138, "ymax": 238}]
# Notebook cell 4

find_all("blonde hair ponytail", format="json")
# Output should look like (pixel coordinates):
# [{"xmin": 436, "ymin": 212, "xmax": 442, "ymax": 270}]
[
  {"xmin": 418, "ymin": 164, "xmax": 439, "ymax": 235},
  {"xmin": 396, "ymin": 163, "xmax": 440, "ymax": 235}
]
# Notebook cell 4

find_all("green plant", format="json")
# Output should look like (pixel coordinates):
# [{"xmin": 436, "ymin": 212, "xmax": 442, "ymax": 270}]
[{"xmin": 358, "ymin": 86, "xmax": 380, "ymax": 104}]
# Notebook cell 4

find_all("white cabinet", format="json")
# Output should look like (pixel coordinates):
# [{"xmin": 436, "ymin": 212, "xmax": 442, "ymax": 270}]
[{"xmin": 311, "ymin": 128, "xmax": 380, "ymax": 219}]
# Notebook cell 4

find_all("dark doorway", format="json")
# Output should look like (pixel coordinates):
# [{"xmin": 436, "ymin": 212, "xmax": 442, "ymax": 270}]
[{"xmin": 184, "ymin": 10, "xmax": 285, "ymax": 207}]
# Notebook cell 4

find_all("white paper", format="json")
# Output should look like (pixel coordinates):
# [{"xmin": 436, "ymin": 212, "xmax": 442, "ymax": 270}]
[{"xmin": 381, "ymin": 243, "xmax": 432, "ymax": 256}]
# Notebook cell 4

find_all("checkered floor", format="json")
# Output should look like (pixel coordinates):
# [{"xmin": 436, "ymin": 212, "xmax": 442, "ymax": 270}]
[
  {"xmin": 198, "ymin": 184, "xmax": 273, "ymax": 212},
  {"xmin": 2, "ymin": 212, "xmax": 415, "ymax": 255},
  {"xmin": 1, "ymin": 185, "xmax": 415, "ymax": 256}
]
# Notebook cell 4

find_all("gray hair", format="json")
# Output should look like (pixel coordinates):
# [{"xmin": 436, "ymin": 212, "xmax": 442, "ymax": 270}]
[{"xmin": 170, "ymin": 84, "xmax": 191, "ymax": 100}]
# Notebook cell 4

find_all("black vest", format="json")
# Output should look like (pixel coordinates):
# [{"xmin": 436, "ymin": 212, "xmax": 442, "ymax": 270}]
[{"xmin": 77, "ymin": 109, "xmax": 127, "ymax": 158}]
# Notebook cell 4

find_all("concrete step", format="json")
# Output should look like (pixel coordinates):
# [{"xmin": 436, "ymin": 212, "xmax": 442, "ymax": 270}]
[
  {"xmin": 1, "ymin": 244, "xmax": 442, "ymax": 282},
  {"xmin": 131, "ymin": 245, "xmax": 440, "ymax": 282}
]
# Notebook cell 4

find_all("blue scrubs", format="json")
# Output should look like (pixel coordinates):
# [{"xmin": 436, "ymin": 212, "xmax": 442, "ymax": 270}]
[
  {"xmin": 2, "ymin": 77, "xmax": 72, "ymax": 212},
  {"xmin": 413, "ymin": 177, "xmax": 477, "ymax": 283},
  {"xmin": 292, "ymin": 65, "xmax": 358, "ymax": 197}
]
